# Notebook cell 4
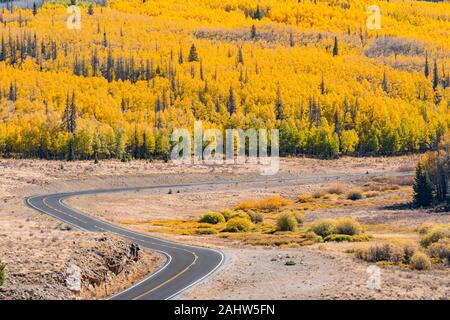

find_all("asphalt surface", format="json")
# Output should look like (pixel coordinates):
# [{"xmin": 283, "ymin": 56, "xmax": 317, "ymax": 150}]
[{"xmin": 26, "ymin": 183, "xmax": 226, "ymax": 300}]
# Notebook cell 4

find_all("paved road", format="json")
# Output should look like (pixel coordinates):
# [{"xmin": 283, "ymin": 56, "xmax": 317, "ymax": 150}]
[
  {"xmin": 26, "ymin": 182, "xmax": 226, "ymax": 300},
  {"xmin": 25, "ymin": 172, "xmax": 409, "ymax": 300}
]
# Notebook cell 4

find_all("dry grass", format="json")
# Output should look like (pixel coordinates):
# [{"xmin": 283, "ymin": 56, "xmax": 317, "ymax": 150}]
[
  {"xmin": 235, "ymin": 195, "xmax": 291, "ymax": 211},
  {"xmin": 326, "ymin": 183, "xmax": 346, "ymax": 195}
]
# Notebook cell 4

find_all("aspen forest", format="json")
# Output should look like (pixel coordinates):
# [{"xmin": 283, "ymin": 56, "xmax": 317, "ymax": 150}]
[{"xmin": 0, "ymin": 0, "xmax": 449, "ymax": 160}]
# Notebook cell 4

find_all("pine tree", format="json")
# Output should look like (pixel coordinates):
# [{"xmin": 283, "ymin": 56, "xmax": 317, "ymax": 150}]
[
  {"xmin": 253, "ymin": 4, "xmax": 262, "ymax": 20},
  {"xmin": 413, "ymin": 163, "xmax": 434, "ymax": 207},
  {"xmin": 424, "ymin": 52, "xmax": 429, "ymax": 78},
  {"xmin": 227, "ymin": 86, "xmax": 236, "ymax": 115},
  {"xmin": 382, "ymin": 70, "xmax": 388, "ymax": 92},
  {"xmin": 275, "ymin": 84, "xmax": 283, "ymax": 120},
  {"xmin": 70, "ymin": 91, "xmax": 77, "ymax": 134},
  {"xmin": 432, "ymin": 59, "xmax": 439, "ymax": 90},
  {"xmin": 32, "ymin": 2, "xmax": 37, "ymax": 16},
  {"xmin": 332, "ymin": 36, "xmax": 339, "ymax": 56},
  {"xmin": 320, "ymin": 74, "xmax": 325, "ymax": 95},
  {"xmin": 188, "ymin": 44, "xmax": 199, "ymax": 62},
  {"xmin": 0, "ymin": 35, "xmax": 6, "ymax": 62},
  {"xmin": 237, "ymin": 46, "xmax": 244, "ymax": 64},
  {"xmin": 88, "ymin": 4, "xmax": 94, "ymax": 15}
]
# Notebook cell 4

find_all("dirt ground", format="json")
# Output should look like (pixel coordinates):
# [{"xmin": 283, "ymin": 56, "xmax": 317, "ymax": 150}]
[{"xmin": 1, "ymin": 156, "xmax": 448, "ymax": 300}]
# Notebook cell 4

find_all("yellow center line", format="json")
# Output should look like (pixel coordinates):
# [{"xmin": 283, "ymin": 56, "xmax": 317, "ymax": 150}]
[
  {"xmin": 41, "ymin": 196, "xmax": 201, "ymax": 300},
  {"xmin": 132, "ymin": 252, "xmax": 198, "ymax": 300}
]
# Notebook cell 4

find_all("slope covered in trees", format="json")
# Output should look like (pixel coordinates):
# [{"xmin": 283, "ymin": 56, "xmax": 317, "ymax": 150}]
[{"xmin": 0, "ymin": 0, "xmax": 448, "ymax": 160}]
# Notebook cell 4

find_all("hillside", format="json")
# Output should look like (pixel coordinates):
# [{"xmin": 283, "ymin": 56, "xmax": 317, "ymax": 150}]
[{"xmin": 0, "ymin": 0, "xmax": 448, "ymax": 159}]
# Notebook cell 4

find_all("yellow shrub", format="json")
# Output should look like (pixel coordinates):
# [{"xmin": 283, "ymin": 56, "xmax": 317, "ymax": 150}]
[
  {"xmin": 410, "ymin": 253, "xmax": 431, "ymax": 270},
  {"xmin": 334, "ymin": 217, "xmax": 362, "ymax": 236},
  {"xmin": 223, "ymin": 217, "xmax": 253, "ymax": 233}
]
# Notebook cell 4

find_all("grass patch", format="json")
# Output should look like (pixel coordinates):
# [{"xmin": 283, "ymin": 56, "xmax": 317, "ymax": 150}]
[
  {"xmin": 236, "ymin": 195, "xmax": 291, "ymax": 211},
  {"xmin": 195, "ymin": 228, "xmax": 219, "ymax": 235},
  {"xmin": 324, "ymin": 234, "xmax": 371, "ymax": 242}
]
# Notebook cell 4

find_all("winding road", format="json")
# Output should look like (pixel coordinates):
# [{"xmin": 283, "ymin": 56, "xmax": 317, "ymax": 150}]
[
  {"xmin": 26, "ymin": 183, "xmax": 226, "ymax": 300},
  {"xmin": 25, "ymin": 172, "xmax": 408, "ymax": 300}
]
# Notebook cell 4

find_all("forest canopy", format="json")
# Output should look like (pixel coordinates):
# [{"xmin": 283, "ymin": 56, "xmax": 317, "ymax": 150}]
[{"xmin": 0, "ymin": 0, "xmax": 448, "ymax": 160}]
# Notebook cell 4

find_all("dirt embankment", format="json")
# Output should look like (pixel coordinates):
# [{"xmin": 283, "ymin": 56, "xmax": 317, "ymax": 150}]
[{"xmin": 0, "ymin": 227, "xmax": 162, "ymax": 300}]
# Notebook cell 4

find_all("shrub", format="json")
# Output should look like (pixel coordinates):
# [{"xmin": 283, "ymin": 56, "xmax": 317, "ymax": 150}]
[
  {"xmin": 417, "ymin": 222, "xmax": 437, "ymax": 235},
  {"xmin": 355, "ymin": 242, "xmax": 418, "ymax": 264},
  {"xmin": 355, "ymin": 243, "xmax": 403, "ymax": 264},
  {"xmin": 334, "ymin": 217, "xmax": 362, "ymax": 236},
  {"xmin": 285, "ymin": 260, "xmax": 296, "ymax": 266},
  {"xmin": 402, "ymin": 242, "xmax": 417, "ymax": 264},
  {"xmin": 310, "ymin": 219, "xmax": 336, "ymax": 238},
  {"xmin": 410, "ymin": 253, "xmax": 431, "ymax": 270},
  {"xmin": 223, "ymin": 217, "xmax": 253, "ymax": 233},
  {"xmin": 293, "ymin": 211, "xmax": 305, "ymax": 225},
  {"xmin": 428, "ymin": 238, "xmax": 450, "ymax": 264},
  {"xmin": 297, "ymin": 195, "xmax": 312, "ymax": 203},
  {"xmin": 420, "ymin": 227, "xmax": 449, "ymax": 248},
  {"xmin": 195, "ymin": 228, "xmax": 218, "ymax": 235},
  {"xmin": 364, "ymin": 191, "xmax": 380, "ymax": 198},
  {"xmin": 346, "ymin": 189, "xmax": 363, "ymax": 201},
  {"xmin": 198, "ymin": 212, "xmax": 225, "ymax": 224},
  {"xmin": 0, "ymin": 262, "xmax": 4, "ymax": 286},
  {"xmin": 247, "ymin": 210, "xmax": 263, "ymax": 224},
  {"xmin": 276, "ymin": 213, "xmax": 298, "ymax": 232},
  {"xmin": 312, "ymin": 191, "xmax": 326, "ymax": 199},
  {"xmin": 220, "ymin": 209, "xmax": 234, "ymax": 221},
  {"xmin": 236, "ymin": 195, "xmax": 291, "ymax": 211},
  {"xmin": 326, "ymin": 184, "xmax": 345, "ymax": 195},
  {"xmin": 324, "ymin": 234, "xmax": 353, "ymax": 242}
]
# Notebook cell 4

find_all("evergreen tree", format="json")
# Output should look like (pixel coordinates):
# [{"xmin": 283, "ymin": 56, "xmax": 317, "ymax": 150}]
[
  {"xmin": 332, "ymin": 36, "xmax": 339, "ymax": 56},
  {"xmin": 432, "ymin": 59, "xmax": 439, "ymax": 90},
  {"xmin": 253, "ymin": 4, "xmax": 262, "ymax": 20},
  {"xmin": 88, "ymin": 4, "xmax": 94, "ymax": 15},
  {"xmin": 188, "ymin": 44, "xmax": 199, "ymax": 62},
  {"xmin": 227, "ymin": 86, "xmax": 236, "ymax": 115},
  {"xmin": 275, "ymin": 84, "xmax": 283, "ymax": 120},
  {"xmin": 237, "ymin": 46, "xmax": 244, "ymax": 64},
  {"xmin": 320, "ymin": 74, "xmax": 325, "ymax": 95},
  {"xmin": 382, "ymin": 70, "xmax": 388, "ymax": 92},
  {"xmin": 413, "ymin": 163, "xmax": 434, "ymax": 207},
  {"xmin": 32, "ymin": 2, "xmax": 37, "ymax": 16},
  {"xmin": 424, "ymin": 52, "xmax": 429, "ymax": 78}
]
